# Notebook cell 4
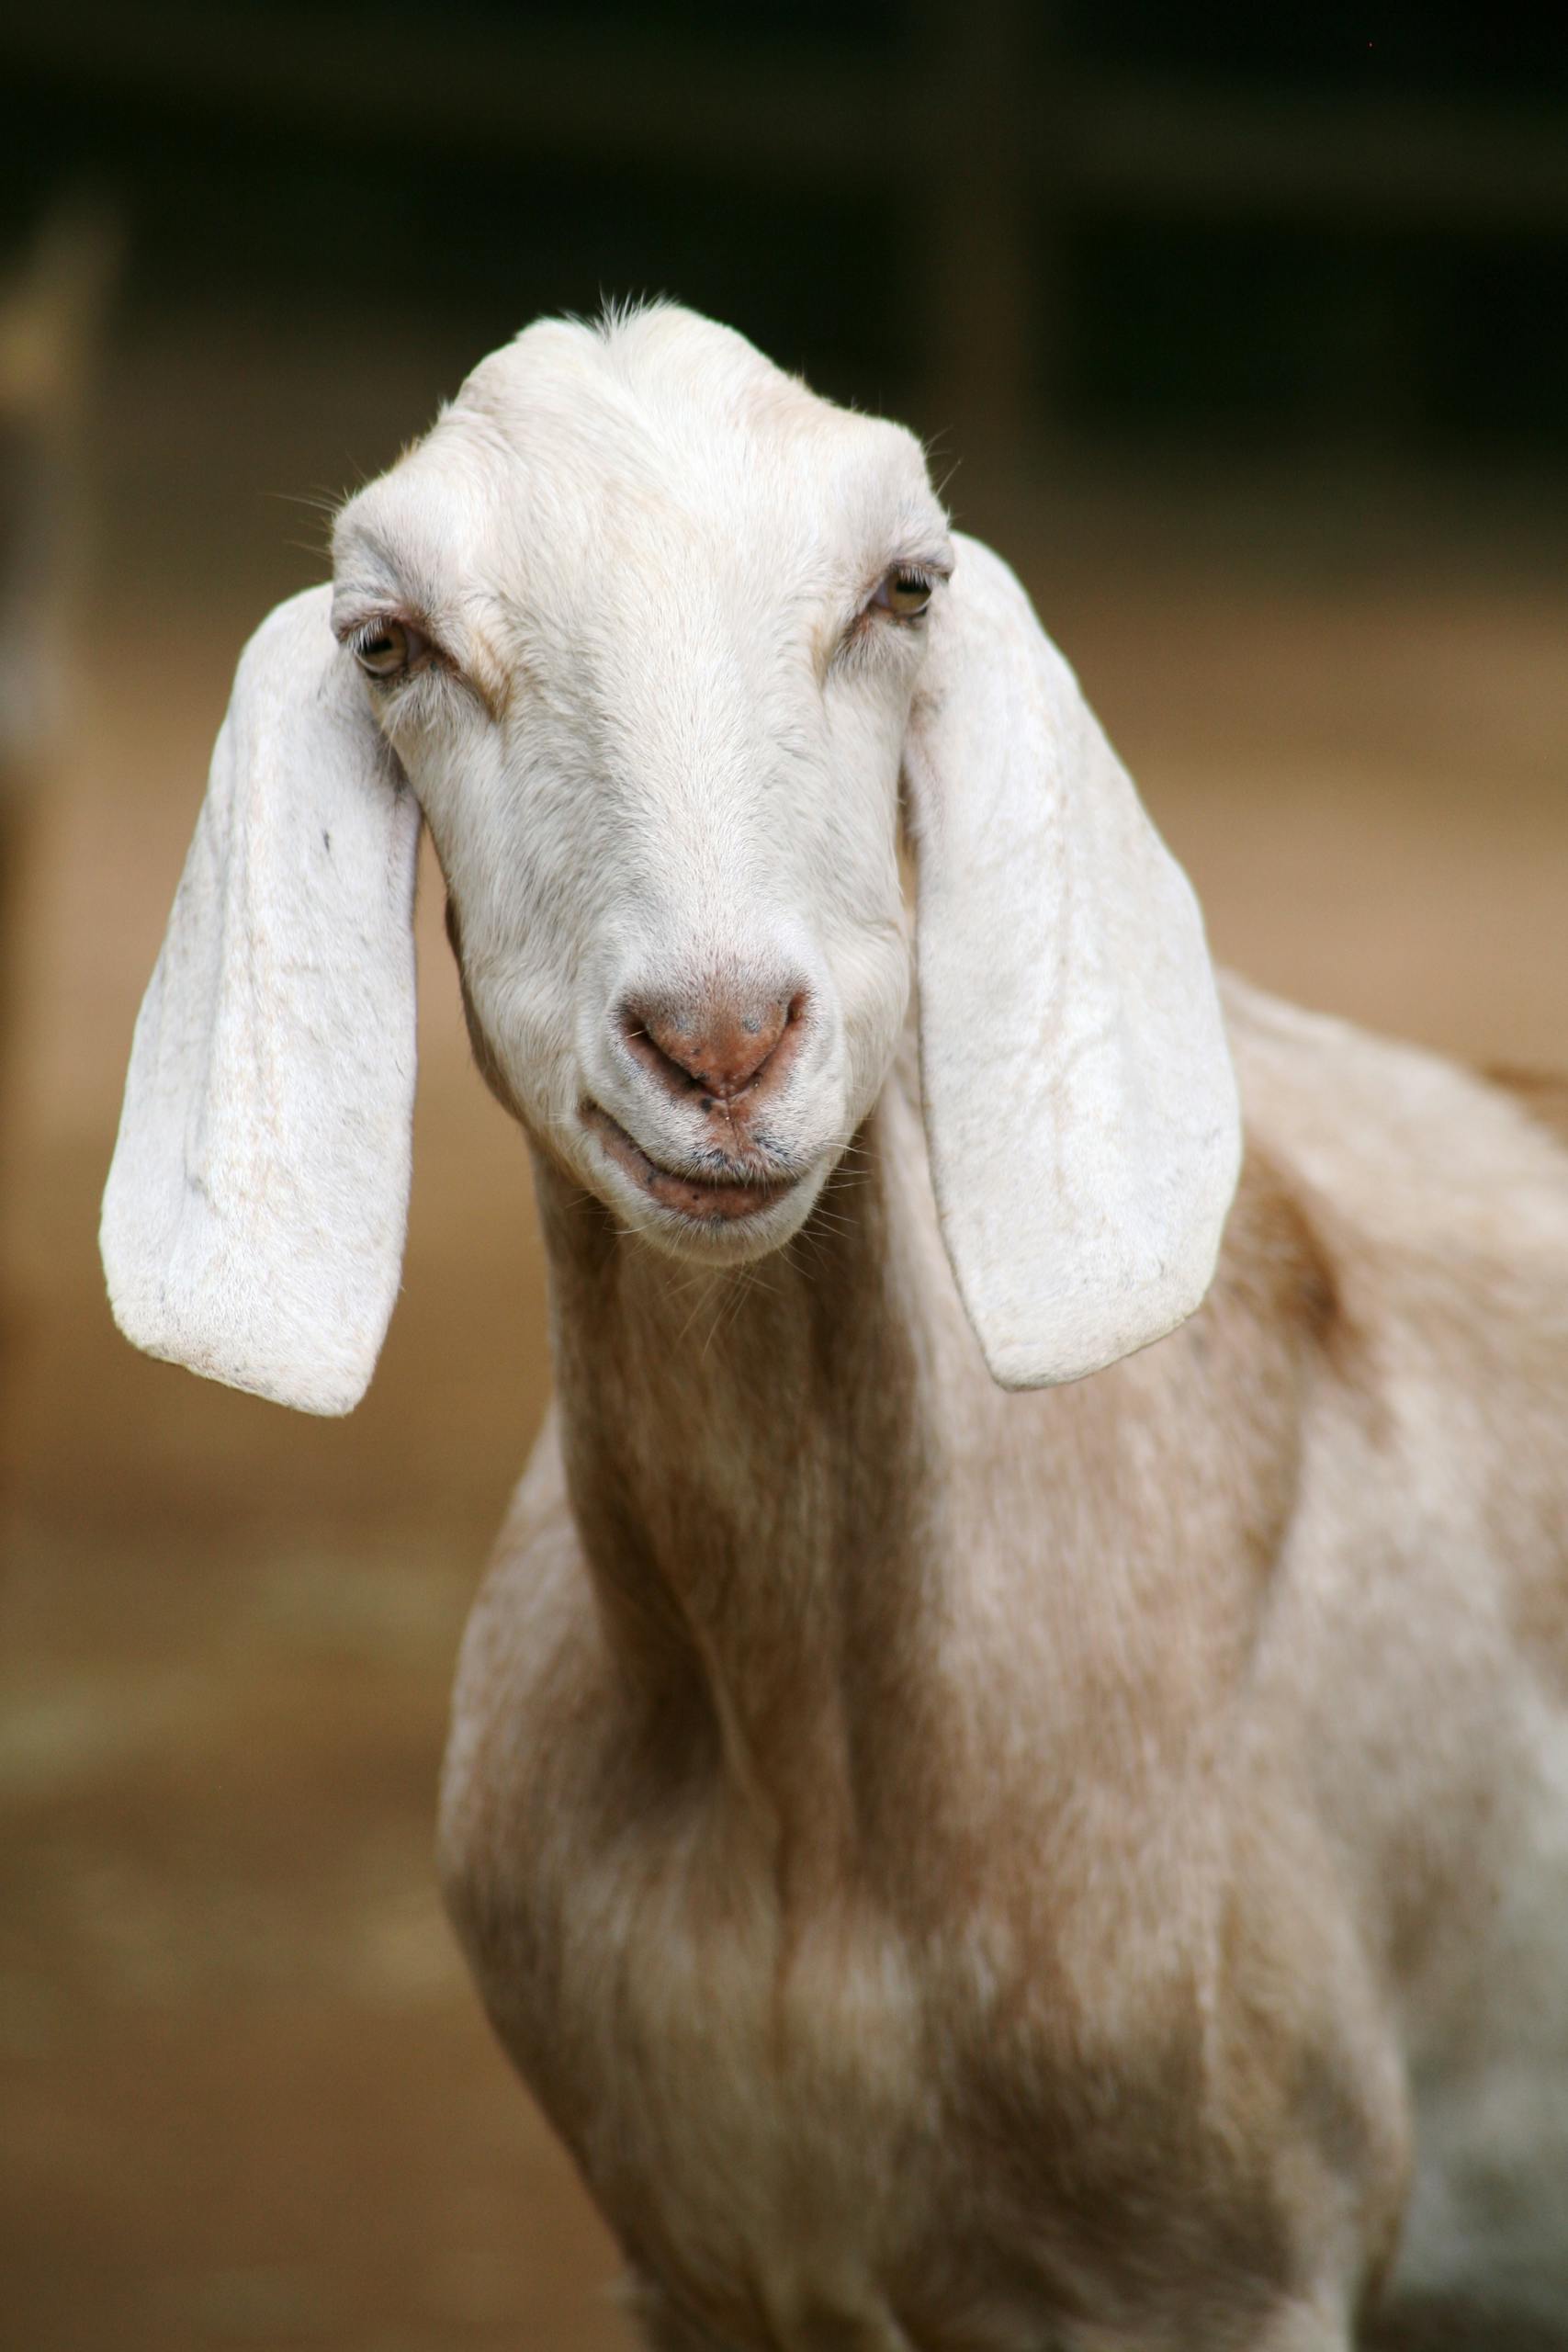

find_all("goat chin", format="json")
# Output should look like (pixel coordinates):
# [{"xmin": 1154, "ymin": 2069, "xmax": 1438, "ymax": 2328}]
[{"xmin": 101, "ymin": 304, "xmax": 1568, "ymax": 2350}]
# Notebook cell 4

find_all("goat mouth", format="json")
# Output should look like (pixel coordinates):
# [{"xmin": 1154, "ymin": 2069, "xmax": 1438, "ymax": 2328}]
[{"xmin": 583, "ymin": 1104, "xmax": 802, "ymax": 1225}]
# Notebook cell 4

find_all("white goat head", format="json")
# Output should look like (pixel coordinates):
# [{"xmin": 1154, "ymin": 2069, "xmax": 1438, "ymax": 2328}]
[{"xmin": 101, "ymin": 305, "xmax": 1240, "ymax": 1413}]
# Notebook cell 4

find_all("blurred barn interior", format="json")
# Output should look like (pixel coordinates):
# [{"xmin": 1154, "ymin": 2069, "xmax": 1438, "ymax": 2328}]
[{"xmin": 2, "ymin": 9, "xmax": 1566, "ymax": 2348}]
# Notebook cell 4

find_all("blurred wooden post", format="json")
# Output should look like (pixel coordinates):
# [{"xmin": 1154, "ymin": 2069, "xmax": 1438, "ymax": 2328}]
[
  {"xmin": 0, "ymin": 204, "xmax": 116, "ymax": 973},
  {"xmin": 0, "ymin": 204, "xmax": 118, "ymax": 1445},
  {"xmin": 917, "ymin": 0, "xmax": 1052, "ymax": 461}
]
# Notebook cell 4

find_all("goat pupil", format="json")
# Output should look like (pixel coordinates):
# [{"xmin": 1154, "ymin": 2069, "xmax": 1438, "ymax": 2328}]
[{"xmin": 360, "ymin": 627, "xmax": 404, "ymax": 673}]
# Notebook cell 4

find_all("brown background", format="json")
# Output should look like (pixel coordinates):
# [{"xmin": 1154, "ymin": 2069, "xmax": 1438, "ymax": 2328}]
[{"xmin": 4, "ymin": 13, "xmax": 1567, "ymax": 2349}]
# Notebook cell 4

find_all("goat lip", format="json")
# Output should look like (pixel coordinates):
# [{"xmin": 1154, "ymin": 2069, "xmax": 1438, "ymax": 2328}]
[{"xmin": 584, "ymin": 1105, "xmax": 801, "ymax": 1225}]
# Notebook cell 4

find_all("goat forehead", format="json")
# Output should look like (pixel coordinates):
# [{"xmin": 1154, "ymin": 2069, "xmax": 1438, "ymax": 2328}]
[
  {"xmin": 435, "ymin": 411, "xmax": 921, "ymax": 594},
  {"xmin": 350, "ymin": 316, "xmax": 931, "ymax": 595},
  {"xmin": 452, "ymin": 306, "xmax": 884, "ymax": 481}
]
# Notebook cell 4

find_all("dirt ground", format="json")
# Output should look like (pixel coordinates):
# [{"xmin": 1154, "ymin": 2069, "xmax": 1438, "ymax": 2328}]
[{"xmin": 2, "ymin": 313, "xmax": 1565, "ymax": 2352}]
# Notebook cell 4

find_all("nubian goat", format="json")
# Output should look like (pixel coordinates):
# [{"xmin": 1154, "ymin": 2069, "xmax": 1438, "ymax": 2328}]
[{"xmin": 103, "ymin": 309, "xmax": 1568, "ymax": 2351}]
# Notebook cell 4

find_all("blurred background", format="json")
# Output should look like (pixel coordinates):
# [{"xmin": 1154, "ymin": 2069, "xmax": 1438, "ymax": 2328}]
[{"xmin": 2, "ymin": 8, "xmax": 1566, "ymax": 2348}]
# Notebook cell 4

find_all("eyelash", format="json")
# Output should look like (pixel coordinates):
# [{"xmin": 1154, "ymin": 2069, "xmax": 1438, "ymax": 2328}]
[
  {"xmin": 345, "ymin": 616, "xmax": 432, "ymax": 677},
  {"xmin": 878, "ymin": 565, "xmax": 935, "ymax": 614},
  {"xmin": 834, "ymin": 562, "xmax": 943, "ymax": 669}
]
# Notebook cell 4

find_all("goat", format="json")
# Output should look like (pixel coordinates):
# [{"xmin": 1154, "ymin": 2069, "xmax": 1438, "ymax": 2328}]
[{"xmin": 101, "ymin": 306, "xmax": 1568, "ymax": 2351}]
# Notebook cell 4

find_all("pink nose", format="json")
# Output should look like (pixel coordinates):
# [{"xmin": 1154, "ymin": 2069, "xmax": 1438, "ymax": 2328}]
[{"xmin": 620, "ymin": 987, "xmax": 805, "ymax": 1103}]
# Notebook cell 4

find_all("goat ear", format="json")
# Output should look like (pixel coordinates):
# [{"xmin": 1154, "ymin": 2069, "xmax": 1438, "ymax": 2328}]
[
  {"xmin": 100, "ymin": 584, "xmax": 421, "ymax": 1416},
  {"xmin": 903, "ymin": 533, "xmax": 1240, "ymax": 1388}
]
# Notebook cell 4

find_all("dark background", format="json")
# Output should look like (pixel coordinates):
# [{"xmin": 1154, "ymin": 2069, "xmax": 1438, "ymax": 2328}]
[
  {"xmin": 10, "ymin": 5, "xmax": 1568, "ymax": 458},
  {"xmin": 3, "ymin": 9, "xmax": 1566, "ymax": 2349}
]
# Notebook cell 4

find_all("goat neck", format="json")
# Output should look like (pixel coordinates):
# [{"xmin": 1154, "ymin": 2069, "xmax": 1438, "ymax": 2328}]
[{"xmin": 529, "ymin": 1089, "xmax": 939, "ymax": 1858}]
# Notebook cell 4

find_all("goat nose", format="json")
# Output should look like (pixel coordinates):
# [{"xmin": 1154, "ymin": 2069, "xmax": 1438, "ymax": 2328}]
[{"xmin": 620, "ymin": 987, "xmax": 804, "ymax": 1102}]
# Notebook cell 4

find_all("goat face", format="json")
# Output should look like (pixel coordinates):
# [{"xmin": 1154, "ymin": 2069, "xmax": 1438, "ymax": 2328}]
[
  {"xmin": 104, "ymin": 303, "xmax": 1237, "ymax": 1414},
  {"xmin": 332, "ymin": 309, "xmax": 949, "ymax": 1263}
]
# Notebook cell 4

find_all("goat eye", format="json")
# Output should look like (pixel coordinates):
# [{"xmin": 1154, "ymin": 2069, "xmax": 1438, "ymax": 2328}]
[
  {"xmin": 871, "ymin": 567, "xmax": 933, "ymax": 621},
  {"xmin": 353, "ymin": 619, "xmax": 427, "ymax": 679}
]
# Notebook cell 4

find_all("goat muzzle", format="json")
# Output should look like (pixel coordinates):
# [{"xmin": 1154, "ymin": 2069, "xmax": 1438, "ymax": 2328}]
[{"xmin": 617, "ymin": 985, "xmax": 807, "ymax": 1111}]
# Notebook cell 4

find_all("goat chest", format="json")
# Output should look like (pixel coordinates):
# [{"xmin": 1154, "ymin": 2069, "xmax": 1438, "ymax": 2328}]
[{"xmin": 437, "ymin": 1437, "xmax": 1408, "ymax": 2352}]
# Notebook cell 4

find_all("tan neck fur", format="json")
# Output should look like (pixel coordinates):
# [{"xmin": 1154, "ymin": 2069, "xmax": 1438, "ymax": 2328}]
[{"xmin": 531, "ymin": 1101, "xmax": 936, "ymax": 1860}]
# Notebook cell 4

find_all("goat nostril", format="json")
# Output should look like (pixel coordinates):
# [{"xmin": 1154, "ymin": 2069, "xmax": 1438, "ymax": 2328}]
[{"xmin": 618, "ymin": 988, "xmax": 807, "ymax": 1102}]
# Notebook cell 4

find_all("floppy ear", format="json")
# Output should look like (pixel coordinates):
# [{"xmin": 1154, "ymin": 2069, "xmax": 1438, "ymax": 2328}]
[
  {"xmin": 100, "ymin": 584, "xmax": 421, "ymax": 1415},
  {"xmin": 903, "ymin": 533, "xmax": 1240, "ymax": 1389}
]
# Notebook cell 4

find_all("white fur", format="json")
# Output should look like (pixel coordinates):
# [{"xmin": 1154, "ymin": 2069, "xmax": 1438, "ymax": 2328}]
[
  {"xmin": 907, "ymin": 535, "xmax": 1239, "ymax": 1384},
  {"xmin": 100, "ymin": 587, "xmax": 419, "ymax": 1414},
  {"xmin": 104, "ymin": 307, "xmax": 1240, "ymax": 1402}
]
